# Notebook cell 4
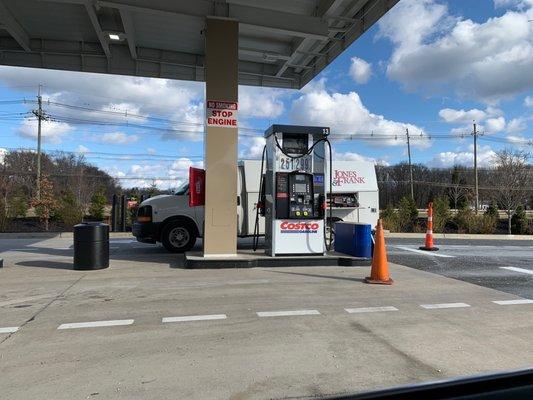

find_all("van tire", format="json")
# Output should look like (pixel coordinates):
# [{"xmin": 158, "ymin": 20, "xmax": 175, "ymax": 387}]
[{"xmin": 161, "ymin": 220, "xmax": 196, "ymax": 253}]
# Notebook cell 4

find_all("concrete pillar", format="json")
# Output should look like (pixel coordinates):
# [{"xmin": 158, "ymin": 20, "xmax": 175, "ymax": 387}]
[{"xmin": 203, "ymin": 17, "xmax": 238, "ymax": 256}]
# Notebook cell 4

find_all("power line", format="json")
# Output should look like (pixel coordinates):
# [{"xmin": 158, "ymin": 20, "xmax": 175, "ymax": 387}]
[
  {"xmin": 1, "ymin": 98, "xmax": 532, "ymax": 146},
  {"xmin": 2, "ymin": 171, "xmax": 532, "ymax": 190}
]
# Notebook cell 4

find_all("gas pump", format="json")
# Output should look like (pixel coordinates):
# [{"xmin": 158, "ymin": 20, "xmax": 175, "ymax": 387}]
[{"xmin": 261, "ymin": 125, "xmax": 331, "ymax": 256}]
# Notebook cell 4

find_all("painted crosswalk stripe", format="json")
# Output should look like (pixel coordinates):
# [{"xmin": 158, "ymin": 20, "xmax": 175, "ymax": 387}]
[
  {"xmin": 162, "ymin": 314, "xmax": 227, "ymax": 323},
  {"xmin": 345, "ymin": 306, "xmax": 398, "ymax": 313},
  {"xmin": 394, "ymin": 246, "xmax": 455, "ymax": 258},
  {"xmin": 57, "ymin": 319, "xmax": 134, "ymax": 330},
  {"xmin": 0, "ymin": 326, "xmax": 19, "ymax": 334},
  {"xmin": 492, "ymin": 299, "xmax": 533, "ymax": 305},
  {"xmin": 257, "ymin": 309, "xmax": 320, "ymax": 317},
  {"xmin": 499, "ymin": 267, "xmax": 533, "ymax": 276},
  {"xmin": 420, "ymin": 302, "xmax": 470, "ymax": 309}
]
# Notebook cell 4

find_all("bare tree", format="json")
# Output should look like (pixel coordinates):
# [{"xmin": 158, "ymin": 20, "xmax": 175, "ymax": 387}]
[
  {"xmin": 488, "ymin": 149, "xmax": 531, "ymax": 234},
  {"xmin": 448, "ymin": 165, "xmax": 470, "ymax": 209}
]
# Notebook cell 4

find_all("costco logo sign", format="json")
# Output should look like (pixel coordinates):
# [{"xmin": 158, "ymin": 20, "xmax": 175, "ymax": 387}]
[{"xmin": 280, "ymin": 221, "xmax": 320, "ymax": 233}]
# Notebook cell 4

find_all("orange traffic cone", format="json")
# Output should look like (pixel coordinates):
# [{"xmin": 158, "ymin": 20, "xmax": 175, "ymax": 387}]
[
  {"xmin": 365, "ymin": 219, "xmax": 393, "ymax": 285},
  {"xmin": 419, "ymin": 202, "xmax": 439, "ymax": 251}
]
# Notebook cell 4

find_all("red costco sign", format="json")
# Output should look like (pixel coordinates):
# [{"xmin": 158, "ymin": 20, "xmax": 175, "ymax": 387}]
[
  {"xmin": 206, "ymin": 100, "xmax": 238, "ymax": 128},
  {"xmin": 280, "ymin": 221, "xmax": 319, "ymax": 233}
]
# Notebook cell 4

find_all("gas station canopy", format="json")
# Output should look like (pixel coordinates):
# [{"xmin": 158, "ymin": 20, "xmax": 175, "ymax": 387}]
[{"xmin": 0, "ymin": 0, "xmax": 398, "ymax": 89}]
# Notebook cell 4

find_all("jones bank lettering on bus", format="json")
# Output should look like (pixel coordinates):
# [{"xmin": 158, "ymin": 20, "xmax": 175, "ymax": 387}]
[{"xmin": 333, "ymin": 170, "xmax": 366, "ymax": 186}]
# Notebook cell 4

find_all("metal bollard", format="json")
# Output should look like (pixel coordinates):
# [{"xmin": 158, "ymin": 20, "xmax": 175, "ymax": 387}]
[{"xmin": 73, "ymin": 222, "xmax": 109, "ymax": 270}]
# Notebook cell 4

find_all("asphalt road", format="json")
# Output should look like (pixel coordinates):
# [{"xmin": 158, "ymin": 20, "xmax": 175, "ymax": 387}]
[{"xmin": 386, "ymin": 238, "xmax": 533, "ymax": 299}]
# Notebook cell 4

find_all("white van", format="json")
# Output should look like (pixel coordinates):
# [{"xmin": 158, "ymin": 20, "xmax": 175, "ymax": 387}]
[{"xmin": 133, "ymin": 160, "xmax": 379, "ymax": 252}]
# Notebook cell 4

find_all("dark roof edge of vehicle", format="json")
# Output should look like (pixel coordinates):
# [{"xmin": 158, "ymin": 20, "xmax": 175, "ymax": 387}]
[{"xmin": 325, "ymin": 367, "xmax": 533, "ymax": 400}]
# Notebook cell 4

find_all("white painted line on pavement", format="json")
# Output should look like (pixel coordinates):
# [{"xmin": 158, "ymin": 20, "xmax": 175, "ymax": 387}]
[
  {"xmin": 162, "ymin": 314, "xmax": 227, "ymax": 323},
  {"xmin": 493, "ymin": 299, "xmax": 533, "ymax": 305},
  {"xmin": 257, "ymin": 309, "xmax": 320, "ymax": 317},
  {"xmin": 345, "ymin": 306, "xmax": 398, "ymax": 313},
  {"xmin": 420, "ymin": 302, "xmax": 470, "ymax": 309},
  {"xmin": 0, "ymin": 326, "xmax": 19, "ymax": 334},
  {"xmin": 57, "ymin": 319, "xmax": 134, "ymax": 330},
  {"xmin": 394, "ymin": 246, "xmax": 455, "ymax": 258},
  {"xmin": 499, "ymin": 267, "xmax": 533, "ymax": 276}
]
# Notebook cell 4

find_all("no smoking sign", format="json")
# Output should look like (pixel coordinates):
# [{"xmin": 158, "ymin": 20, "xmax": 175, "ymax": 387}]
[{"xmin": 206, "ymin": 100, "xmax": 238, "ymax": 128}]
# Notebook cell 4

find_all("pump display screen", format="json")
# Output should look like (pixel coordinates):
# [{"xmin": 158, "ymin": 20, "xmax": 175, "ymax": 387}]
[
  {"xmin": 294, "ymin": 183, "xmax": 307, "ymax": 193},
  {"xmin": 282, "ymin": 133, "xmax": 308, "ymax": 155}
]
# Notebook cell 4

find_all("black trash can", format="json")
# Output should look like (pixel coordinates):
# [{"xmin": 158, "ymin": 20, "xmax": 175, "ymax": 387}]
[{"xmin": 73, "ymin": 222, "xmax": 109, "ymax": 270}]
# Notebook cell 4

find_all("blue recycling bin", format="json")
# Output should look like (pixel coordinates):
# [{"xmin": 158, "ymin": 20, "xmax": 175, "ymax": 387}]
[{"xmin": 334, "ymin": 222, "xmax": 372, "ymax": 258}]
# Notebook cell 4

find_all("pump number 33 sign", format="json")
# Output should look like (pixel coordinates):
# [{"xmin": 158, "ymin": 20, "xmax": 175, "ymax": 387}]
[{"xmin": 206, "ymin": 100, "xmax": 238, "ymax": 128}]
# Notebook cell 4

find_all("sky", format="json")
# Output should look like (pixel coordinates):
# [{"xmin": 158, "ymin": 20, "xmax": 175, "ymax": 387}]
[{"xmin": 0, "ymin": 0, "xmax": 532, "ymax": 190}]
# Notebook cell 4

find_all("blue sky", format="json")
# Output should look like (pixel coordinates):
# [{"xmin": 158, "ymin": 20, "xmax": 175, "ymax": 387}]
[{"xmin": 0, "ymin": 0, "xmax": 531, "ymax": 189}]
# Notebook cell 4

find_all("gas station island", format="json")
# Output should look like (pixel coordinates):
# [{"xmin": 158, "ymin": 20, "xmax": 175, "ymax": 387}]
[{"xmin": 0, "ymin": 0, "xmax": 399, "ymax": 257}]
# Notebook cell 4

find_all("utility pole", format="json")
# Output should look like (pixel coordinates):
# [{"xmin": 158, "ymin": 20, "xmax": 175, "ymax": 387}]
[
  {"xmin": 473, "ymin": 122, "xmax": 479, "ymax": 215},
  {"xmin": 32, "ymin": 84, "xmax": 43, "ymax": 199},
  {"xmin": 406, "ymin": 128, "xmax": 414, "ymax": 201}
]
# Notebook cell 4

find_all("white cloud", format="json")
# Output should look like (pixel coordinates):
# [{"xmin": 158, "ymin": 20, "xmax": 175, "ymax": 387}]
[
  {"xmin": 485, "ymin": 117, "xmax": 506, "ymax": 133},
  {"xmin": 494, "ymin": 0, "xmax": 533, "ymax": 9},
  {"xmin": 349, "ymin": 57, "xmax": 372, "ymax": 84},
  {"xmin": 99, "ymin": 131, "xmax": 138, "ymax": 145},
  {"xmin": 439, "ymin": 108, "xmax": 488, "ymax": 124},
  {"xmin": 240, "ymin": 136, "xmax": 266, "ymax": 159},
  {"xmin": 0, "ymin": 67, "xmax": 204, "ymax": 117},
  {"xmin": 167, "ymin": 102, "xmax": 204, "ymax": 142},
  {"xmin": 289, "ymin": 82, "xmax": 429, "ymax": 148},
  {"xmin": 130, "ymin": 164, "xmax": 161, "ymax": 175},
  {"xmin": 0, "ymin": 67, "xmax": 289, "ymax": 145},
  {"xmin": 429, "ymin": 144, "xmax": 497, "ymax": 168},
  {"xmin": 439, "ymin": 107, "xmax": 507, "ymax": 134},
  {"xmin": 0, "ymin": 66, "xmax": 205, "ymax": 143},
  {"xmin": 506, "ymin": 117, "xmax": 527, "ymax": 133},
  {"xmin": 333, "ymin": 150, "xmax": 389, "ymax": 166},
  {"xmin": 17, "ymin": 119, "xmax": 73, "ymax": 144},
  {"xmin": 239, "ymin": 86, "xmax": 286, "ymax": 119},
  {"xmin": 379, "ymin": 0, "xmax": 533, "ymax": 101},
  {"xmin": 104, "ymin": 157, "xmax": 203, "ymax": 190},
  {"xmin": 525, "ymin": 96, "xmax": 533, "ymax": 107},
  {"xmin": 76, "ymin": 144, "xmax": 90, "ymax": 153}
]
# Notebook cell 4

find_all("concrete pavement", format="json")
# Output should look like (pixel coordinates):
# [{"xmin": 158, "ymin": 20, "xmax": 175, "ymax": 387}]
[{"xmin": 1, "ymin": 237, "xmax": 532, "ymax": 399}]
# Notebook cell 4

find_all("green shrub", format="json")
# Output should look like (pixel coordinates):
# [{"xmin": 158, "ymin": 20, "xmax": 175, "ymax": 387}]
[
  {"xmin": 380, "ymin": 205, "xmax": 400, "ymax": 232},
  {"xmin": 485, "ymin": 202, "xmax": 498, "ymax": 219},
  {"xmin": 57, "ymin": 190, "xmax": 83, "ymax": 228},
  {"xmin": 89, "ymin": 188, "xmax": 107, "ymax": 220},
  {"xmin": 511, "ymin": 205, "xmax": 527, "ymax": 234},
  {"xmin": 8, "ymin": 190, "xmax": 28, "ymax": 218},
  {"xmin": 476, "ymin": 214, "xmax": 497, "ymax": 234},
  {"xmin": 454, "ymin": 206, "xmax": 470, "ymax": 233},
  {"xmin": 397, "ymin": 196, "xmax": 418, "ymax": 232},
  {"xmin": 455, "ymin": 207, "xmax": 496, "ymax": 234},
  {"xmin": 0, "ymin": 196, "xmax": 9, "ymax": 231},
  {"xmin": 432, "ymin": 196, "xmax": 450, "ymax": 233}
]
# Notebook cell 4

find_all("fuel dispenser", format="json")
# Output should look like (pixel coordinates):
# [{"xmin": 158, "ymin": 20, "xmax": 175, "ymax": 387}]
[{"xmin": 259, "ymin": 125, "xmax": 331, "ymax": 256}]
